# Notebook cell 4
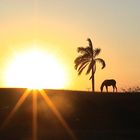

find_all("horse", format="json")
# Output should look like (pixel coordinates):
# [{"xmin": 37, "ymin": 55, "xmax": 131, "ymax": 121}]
[{"xmin": 100, "ymin": 79, "xmax": 117, "ymax": 92}]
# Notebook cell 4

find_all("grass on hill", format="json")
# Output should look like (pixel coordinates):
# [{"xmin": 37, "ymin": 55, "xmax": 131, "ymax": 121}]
[{"xmin": 0, "ymin": 88, "xmax": 140, "ymax": 140}]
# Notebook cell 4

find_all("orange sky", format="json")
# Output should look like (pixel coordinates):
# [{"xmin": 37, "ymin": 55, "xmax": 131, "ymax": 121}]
[{"xmin": 0, "ymin": 0, "xmax": 140, "ymax": 91}]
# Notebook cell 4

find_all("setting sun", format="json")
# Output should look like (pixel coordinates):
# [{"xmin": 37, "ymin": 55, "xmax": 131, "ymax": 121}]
[{"xmin": 5, "ymin": 49, "xmax": 67, "ymax": 89}]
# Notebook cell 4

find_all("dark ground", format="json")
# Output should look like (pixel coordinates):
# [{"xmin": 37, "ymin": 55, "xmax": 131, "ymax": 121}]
[{"xmin": 0, "ymin": 88, "xmax": 140, "ymax": 140}]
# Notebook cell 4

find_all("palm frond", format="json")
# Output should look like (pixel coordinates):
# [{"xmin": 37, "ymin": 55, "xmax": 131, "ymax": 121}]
[
  {"xmin": 74, "ymin": 53, "xmax": 90, "ymax": 64},
  {"xmin": 77, "ymin": 46, "xmax": 92, "ymax": 56},
  {"xmin": 74, "ymin": 54, "xmax": 91, "ymax": 63},
  {"xmin": 77, "ymin": 47, "xmax": 87, "ymax": 54},
  {"xmin": 81, "ymin": 53, "xmax": 91, "ymax": 59},
  {"xmin": 95, "ymin": 58, "xmax": 106, "ymax": 69},
  {"xmin": 74, "ymin": 55, "xmax": 85, "ymax": 64},
  {"xmin": 74, "ymin": 56, "xmax": 90, "ymax": 70},
  {"xmin": 87, "ymin": 38, "xmax": 93, "ymax": 48},
  {"xmin": 85, "ymin": 46, "xmax": 93, "ymax": 55},
  {"xmin": 78, "ymin": 64, "xmax": 88, "ymax": 75},
  {"xmin": 74, "ymin": 61, "xmax": 82, "ymax": 70},
  {"xmin": 89, "ymin": 76, "xmax": 92, "ymax": 80},
  {"xmin": 93, "ymin": 48, "xmax": 101, "ymax": 57},
  {"xmin": 74, "ymin": 59, "xmax": 88, "ymax": 70},
  {"xmin": 89, "ymin": 65, "xmax": 96, "ymax": 80},
  {"xmin": 93, "ymin": 64, "xmax": 96, "ymax": 73},
  {"xmin": 86, "ymin": 60, "xmax": 95, "ymax": 75},
  {"xmin": 78, "ymin": 60, "xmax": 89, "ymax": 71}
]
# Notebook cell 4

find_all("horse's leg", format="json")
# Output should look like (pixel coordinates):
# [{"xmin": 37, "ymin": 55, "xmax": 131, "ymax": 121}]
[
  {"xmin": 113, "ymin": 86, "xmax": 114, "ymax": 92},
  {"xmin": 106, "ymin": 86, "xmax": 108, "ymax": 92},
  {"xmin": 102, "ymin": 85, "xmax": 104, "ymax": 92},
  {"xmin": 115, "ymin": 85, "xmax": 117, "ymax": 92}
]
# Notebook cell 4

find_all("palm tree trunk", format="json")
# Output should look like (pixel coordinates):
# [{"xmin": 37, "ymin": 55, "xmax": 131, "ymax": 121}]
[{"xmin": 91, "ymin": 67, "xmax": 95, "ymax": 92}]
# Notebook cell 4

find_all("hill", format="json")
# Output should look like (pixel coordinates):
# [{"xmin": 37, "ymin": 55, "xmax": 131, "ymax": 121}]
[{"xmin": 0, "ymin": 88, "xmax": 140, "ymax": 140}]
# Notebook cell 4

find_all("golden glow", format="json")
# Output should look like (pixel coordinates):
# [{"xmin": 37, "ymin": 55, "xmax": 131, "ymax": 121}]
[{"xmin": 5, "ymin": 49, "xmax": 67, "ymax": 89}]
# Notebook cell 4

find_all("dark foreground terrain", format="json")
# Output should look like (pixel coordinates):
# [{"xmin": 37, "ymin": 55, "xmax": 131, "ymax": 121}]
[{"xmin": 0, "ymin": 88, "xmax": 140, "ymax": 140}]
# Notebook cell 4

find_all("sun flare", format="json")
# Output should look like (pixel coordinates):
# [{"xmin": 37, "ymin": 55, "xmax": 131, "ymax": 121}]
[{"xmin": 5, "ymin": 49, "xmax": 67, "ymax": 89}]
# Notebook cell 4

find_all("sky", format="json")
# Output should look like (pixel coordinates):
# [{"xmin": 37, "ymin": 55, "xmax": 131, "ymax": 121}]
[{"xmin": 0, "ymin": 0, "xmax": 140, "ymax": 91}]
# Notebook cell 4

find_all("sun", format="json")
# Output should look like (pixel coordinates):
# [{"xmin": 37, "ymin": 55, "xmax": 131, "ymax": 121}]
[{"xmin": 5, "ymin": 49, "xmax": 67, "ymax": 89}]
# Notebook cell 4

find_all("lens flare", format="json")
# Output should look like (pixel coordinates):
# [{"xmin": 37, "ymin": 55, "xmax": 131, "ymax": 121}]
[{"xmin": 1, "ymin": 89, "xmax": 77, "ymax": 140}]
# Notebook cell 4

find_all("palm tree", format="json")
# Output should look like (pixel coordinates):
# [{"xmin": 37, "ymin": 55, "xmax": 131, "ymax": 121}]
[{"xmin": 74, "ymin": 38, "xmax": 106, "ymax": 92}]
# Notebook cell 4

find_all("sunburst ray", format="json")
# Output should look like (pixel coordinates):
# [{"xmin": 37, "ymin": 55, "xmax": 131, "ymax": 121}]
[
  {"xmin": 39, "ymin": 90, "xmax": 77, "ymax": 140},
  {"xmin": 1, "ymin": 89, "xmax": 31, "ymax": 130},
  {"xmin": 32, "ymin": 90, "xmax": 38, "ymax": 140}
]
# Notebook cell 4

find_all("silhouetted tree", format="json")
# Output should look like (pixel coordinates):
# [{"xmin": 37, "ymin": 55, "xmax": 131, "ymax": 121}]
[{"xmin": 74, "ymin": 38, "xmax": 106, "ymax": 92}]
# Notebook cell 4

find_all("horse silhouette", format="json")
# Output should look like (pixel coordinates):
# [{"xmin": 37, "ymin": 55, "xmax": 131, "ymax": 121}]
[{"xmin": 100, "ymin": 79, "xmax": 117, "ymax": 92}]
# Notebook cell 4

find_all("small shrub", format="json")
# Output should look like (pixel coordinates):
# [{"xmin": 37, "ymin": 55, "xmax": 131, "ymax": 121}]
[{"xmin": 121, "ymin": 86, "xmax": 140, "ymax": 93}]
